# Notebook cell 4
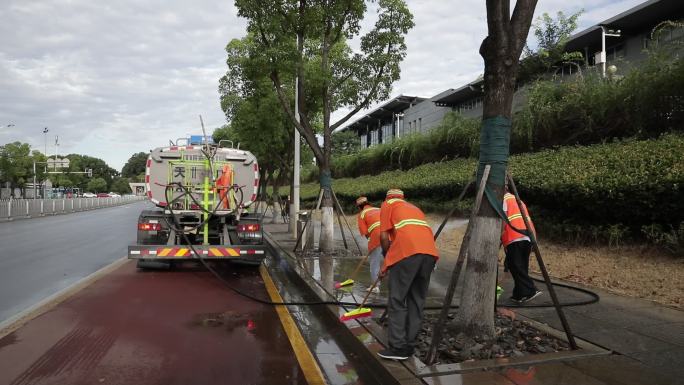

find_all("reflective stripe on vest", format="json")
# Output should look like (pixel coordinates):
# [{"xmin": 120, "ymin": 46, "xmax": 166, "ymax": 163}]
[
  {"xmin": 387, "ymin": 198, "xmax": 405, "ymax": 205},
  {"xmin": 360, "ymin": 207, "xmax": 379, "ymax": 219},
  {"xmin": 502, "ymin": 193, "xmax": 533, "ymax": 246},
  {"xmin": 394, "ymin": 218, "xmax": 430, "ymax": 230},
  {"xmin": 367, "ymin": 221, "xmax": 380, "ymax": 233}
]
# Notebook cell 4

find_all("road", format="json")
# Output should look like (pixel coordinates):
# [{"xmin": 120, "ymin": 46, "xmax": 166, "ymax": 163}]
[
  {"xmin": 0, "ymin": 262, "xmax": 309, "ymax": 385},
  {"xmin": 0, "ymin": 200, "xmax": 148, "ymax": 324}
]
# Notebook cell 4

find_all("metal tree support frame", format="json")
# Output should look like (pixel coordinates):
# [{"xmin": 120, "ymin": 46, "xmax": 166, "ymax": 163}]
[
  {"xmin": 292, "ymin": 188, "xmax": 362, "ymax": 255},
  {"xmin": 425, "ymin": 168, "xmax": 578, "ymax": 365},
  {"xmin": 425, "ymin": 165, "xmax": 491, "ymax": 365},
  {"xmin": 506, "ymin": 173, "xmax": 578, "ymax": 349}
]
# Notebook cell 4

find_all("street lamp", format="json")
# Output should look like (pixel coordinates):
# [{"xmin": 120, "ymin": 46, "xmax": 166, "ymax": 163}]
[
  {"xmin": 600, "ymin": 26, "xmax": 621, "ymax": 77},
  {"xmin": 42, "ymin": 127, "xmax": 48, "ymax": 198},
  {"xmin": 43, "ymin": 127, "xmax": 49, "ymax": 156}
]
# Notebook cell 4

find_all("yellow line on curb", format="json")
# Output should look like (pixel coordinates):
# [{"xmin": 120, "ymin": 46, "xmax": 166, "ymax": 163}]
[
  {"xmin": 0, "ymin": 257, "xmax": 130, "ymax": 340},
  {"xmin": 260, "ymin": 265, "xmax": 326, "ymax": 385}
]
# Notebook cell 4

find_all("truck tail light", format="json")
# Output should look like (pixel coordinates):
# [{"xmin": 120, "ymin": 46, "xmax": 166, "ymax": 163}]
[
  {"xmin": 138, "ymin": 222, "xmax": 162, "ymax": 231},
  {"xmin": 237, "ymin": 223, "xmax": 260, "ymax": 232}
]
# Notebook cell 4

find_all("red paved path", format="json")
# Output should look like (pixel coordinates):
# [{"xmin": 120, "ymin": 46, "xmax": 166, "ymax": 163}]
[{"xmin": 0, "ymin": 262, "xmax": 307, "ymax": 385}]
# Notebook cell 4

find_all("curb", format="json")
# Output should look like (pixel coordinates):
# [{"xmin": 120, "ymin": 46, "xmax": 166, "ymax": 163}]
[{"xmin": 263, "ymin": 231, "xmax": 416, "ymax": 385}]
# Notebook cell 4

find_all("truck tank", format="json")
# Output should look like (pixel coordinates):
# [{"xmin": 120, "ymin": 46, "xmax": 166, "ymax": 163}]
[
  {"xmin": 145, "ymin": 143, "xmax": 259, "ymax": 211},
  {"xmin": 129, "ymin": 140, "xmax": 267, "ymax": 267}
]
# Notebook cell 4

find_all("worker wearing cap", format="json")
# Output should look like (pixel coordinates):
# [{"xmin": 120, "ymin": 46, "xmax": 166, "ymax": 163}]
[
  {"xmin": 377, "ymin": 188, "xmax": 439, "ymax": 360},
  {"xmin": 502, "ymin": 189, "xmax": 541, "ymax": 303},
  {"xmin": 356, "ymin": 196, "xmax": 383, "ymax": 292}
]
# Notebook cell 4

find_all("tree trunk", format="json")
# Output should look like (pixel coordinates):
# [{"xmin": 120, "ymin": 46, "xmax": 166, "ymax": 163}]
[
  {"xmin": 453, "ymin": 0, "xmax": 537, "ymax": 339},
  {"xmin": 318, "ymin": 166, "xmax": 334, "ymax": 253}
]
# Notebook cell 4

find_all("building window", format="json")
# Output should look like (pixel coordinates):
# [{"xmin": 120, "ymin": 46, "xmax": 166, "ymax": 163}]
[
  {"xmin": 381, "ymin": 122, "xmax": 393, "ymax": 144},
  {"xmin": 418, "ymin": 118, "xmax": 422, "ymax": 132},
  {"xmin": 606, "ymin": 43, "xmax": 625, "ymax": 61}
]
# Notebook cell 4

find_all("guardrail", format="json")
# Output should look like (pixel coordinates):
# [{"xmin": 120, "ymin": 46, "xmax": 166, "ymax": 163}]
[{"xmin": 0, "ymin": 196, "xmax": 146, "ymax": 222}]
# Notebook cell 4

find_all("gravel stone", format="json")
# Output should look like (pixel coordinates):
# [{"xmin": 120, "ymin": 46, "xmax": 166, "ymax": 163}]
[{"xmin": 415, "ymin": 311, "xmax": 571, "ymax": 364}]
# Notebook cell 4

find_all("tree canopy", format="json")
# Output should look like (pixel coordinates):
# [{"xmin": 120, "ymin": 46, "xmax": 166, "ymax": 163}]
[
  {"xmin": 518, "ymin": 10, "xmax": 583, "ymax": 83},
  {"xmin": 86, "ymin": 177, "xmax": 108, "ymax": 193},
  {"xmin": 122, "ymin": 152, "xmax": 148, "ymax": 180},
  {"xmin": 234, "ymin": 0, "xmax": 415, "ymax": 250}
]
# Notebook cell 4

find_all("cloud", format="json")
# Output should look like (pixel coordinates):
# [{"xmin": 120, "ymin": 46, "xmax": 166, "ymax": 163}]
[{"xmin": 0, "ymin": 0, "xmax": 646, "ymax": 169}]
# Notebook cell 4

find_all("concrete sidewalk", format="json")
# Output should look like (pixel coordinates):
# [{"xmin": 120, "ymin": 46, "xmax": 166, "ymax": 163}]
[{"xmin": 265, "ymin": 219, "xmax": 683, "ymax": 384}]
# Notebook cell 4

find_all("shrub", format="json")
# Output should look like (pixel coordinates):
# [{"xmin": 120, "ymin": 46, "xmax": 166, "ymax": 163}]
[
  {"xmin": 294, "ymin": 134, "xmax": 684, "ymax": 245},
  {"xmin": 332, "ymin": 52, "xmax": 684, "ymax": 178}
]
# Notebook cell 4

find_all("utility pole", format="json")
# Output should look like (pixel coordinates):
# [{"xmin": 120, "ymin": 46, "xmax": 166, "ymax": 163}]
[{"xmin": 290, "ymin": 32, "xmax": 301, "ymax": 237}]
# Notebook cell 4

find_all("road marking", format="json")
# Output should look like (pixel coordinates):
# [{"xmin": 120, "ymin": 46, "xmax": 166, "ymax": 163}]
[
  {"xmin": 0, "ymin": 257, "xmax": 130, "ymax": 340},
  {"xmin": 260, "ymin": 265, "xmax": 326, "ymax": 385}
]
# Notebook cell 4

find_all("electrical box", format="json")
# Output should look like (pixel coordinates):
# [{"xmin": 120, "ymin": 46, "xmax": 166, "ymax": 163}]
[{"xmin": 594, "ymin": 51, "xmax": 606, "ymax": 64}]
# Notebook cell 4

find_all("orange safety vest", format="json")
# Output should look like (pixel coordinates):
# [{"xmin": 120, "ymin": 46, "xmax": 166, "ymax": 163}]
[
  {"xmin": 379, "ymin": 198, "xmax": 438, "ymax": 270},
  {"xmin": 357, "ymin": 205, "xmax": 381, "ymax": 251},
  {"xmin": 215, "ymin": 164, "xmax": 234, "ymax": 209},
  {"xmin": 501, "ymin": 193, "xmax": 536, "ymax": 247}
]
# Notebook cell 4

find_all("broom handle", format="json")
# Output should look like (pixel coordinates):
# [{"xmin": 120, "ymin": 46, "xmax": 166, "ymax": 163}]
[
  {"xmin": 348, "ymin": 254, "xmax": 369, "ymax": 280},
  {"xmin": 357, "ymin": 274, "xmax": 383, "ymax": 308}
]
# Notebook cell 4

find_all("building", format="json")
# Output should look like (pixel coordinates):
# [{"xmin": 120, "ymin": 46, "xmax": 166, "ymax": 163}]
[
  {"xmin": 343, "ymin": 0, "xmax": 683, "ymax": 148},
  {"xmin": 343, "ymin": 95, "xmax": 425, "ymax": 149}
]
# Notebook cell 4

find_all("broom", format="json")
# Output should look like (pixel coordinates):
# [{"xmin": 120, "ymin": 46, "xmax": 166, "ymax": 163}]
[
  {"xmin": 339, "ymin": 274, "xmax": 382, "ymax": 321},
  {"xmin": 334, "ymin": 254, "xmax": 368, "ymax": 288}
]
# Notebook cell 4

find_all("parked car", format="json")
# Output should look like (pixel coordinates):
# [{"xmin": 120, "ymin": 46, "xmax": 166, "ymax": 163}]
[
  {"xmin": 96, "ymin": 193, "xmax": 110, "ymax": 198},
  {"xmin": 109, "ymin": 192, "xmax": 121, "ymax": 198},
  {"xmin": 82, "ymin": 192, "xmax": 97, "ymax": 198}
]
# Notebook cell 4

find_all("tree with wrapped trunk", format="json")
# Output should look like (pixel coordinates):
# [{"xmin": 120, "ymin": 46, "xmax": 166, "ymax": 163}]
[
  {"xmin": 234, "ymin": 0, "xmax": 414, "ymax": 251},
  {"xmin": 454, "ymin": 0, "xmax": 538, "ymax": 338}
]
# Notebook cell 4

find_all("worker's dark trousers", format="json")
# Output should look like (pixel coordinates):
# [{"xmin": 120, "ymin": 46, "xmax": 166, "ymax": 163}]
[
  {"xmin": 504, "ymin": 240, "xmax": 537, "ymax": 299},
  {"xmin": 387, "ymin": 254, "xmax": 436, "ymax": 353}
]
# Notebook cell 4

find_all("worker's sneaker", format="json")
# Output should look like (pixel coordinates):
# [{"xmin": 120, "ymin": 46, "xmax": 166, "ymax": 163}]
[
  {"xmin": 377, "ymin": 348, "xmax": 410, "ymax": 361},
  {"xmin": 365, "ymin": 285, "xmax": 380, "ymax": 293},
  {"xmin": 518, "ymin": 290, "xmax": 543, "ymax": 303}
]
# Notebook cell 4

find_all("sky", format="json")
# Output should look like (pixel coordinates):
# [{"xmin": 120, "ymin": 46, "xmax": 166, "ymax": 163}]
[{"xmin": 0, "ymin": 0, "xmax": 645, "ymax": 171}]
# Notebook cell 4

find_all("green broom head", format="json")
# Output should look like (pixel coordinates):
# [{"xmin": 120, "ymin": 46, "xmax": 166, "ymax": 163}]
[
  {"xmin": 340, "ymin": 307, "xmax": 372, "ymax": 321},
  {"xmin": 335, "ymin": 279, "xmax": 354, "ymax": 288}
]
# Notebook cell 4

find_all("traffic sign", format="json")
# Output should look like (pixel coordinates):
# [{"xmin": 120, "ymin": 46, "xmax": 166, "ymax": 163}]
[{"xmin": 47, "ymin": 158, "xmax": 70, "ymax": 168}]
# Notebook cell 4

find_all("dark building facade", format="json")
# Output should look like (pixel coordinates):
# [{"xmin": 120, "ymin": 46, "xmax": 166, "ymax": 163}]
[{"xmin": 342, "ymin": 0, "xmax": 683, "ymax": 148}]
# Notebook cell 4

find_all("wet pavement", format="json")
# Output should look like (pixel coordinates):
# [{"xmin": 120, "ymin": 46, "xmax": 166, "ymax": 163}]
[
  {"xmin": 0, "ymin": 261, "xmax": 308, "ymax": 385},
  {"xmin": 264, "ymin": 220, "xmax": 683, "ymax": 385},
  {"xmin": 0, "ymin": 200, "xmax": 148, "ymax": 324}
]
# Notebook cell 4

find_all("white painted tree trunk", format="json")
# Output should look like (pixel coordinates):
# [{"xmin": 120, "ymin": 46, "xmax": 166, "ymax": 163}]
[
  {"xmin": 319, "ymin": 205, "xmax": 334, "ymax": 252},
  {"xmin": 454, "ymin": 215, "xmax": 501, "ymax": 337}
]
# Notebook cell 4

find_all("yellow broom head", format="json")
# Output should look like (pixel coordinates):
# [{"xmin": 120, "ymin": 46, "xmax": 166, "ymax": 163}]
[
  {"xmin": 335, "ymin": 279, "xmax": 354, "ymax": 288},
  {"xmin": 340, "ymin": 307, "xmax": 372, "ymax": 321}
]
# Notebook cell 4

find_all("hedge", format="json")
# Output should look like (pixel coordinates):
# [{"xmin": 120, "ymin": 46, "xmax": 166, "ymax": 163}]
[{"xmin": 293, "ymin": 134, "xmax": 684, "ymax": 245}]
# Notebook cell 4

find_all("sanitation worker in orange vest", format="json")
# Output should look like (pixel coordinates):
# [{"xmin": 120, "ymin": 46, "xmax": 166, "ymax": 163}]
[
  {"xmin": 377, "ymin": 188, "xmax": 439, "ymax": 361},
  {"xmin": 502, "ymin": 189, "xmax": 542, "ymax": 303},
  {"xmin": 216, "ymin": 164, "xmax": 233, "ymax": 209},
  {"xmin": 356, "ymin": 196, "xmax": 383, "ymax": 292}
]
